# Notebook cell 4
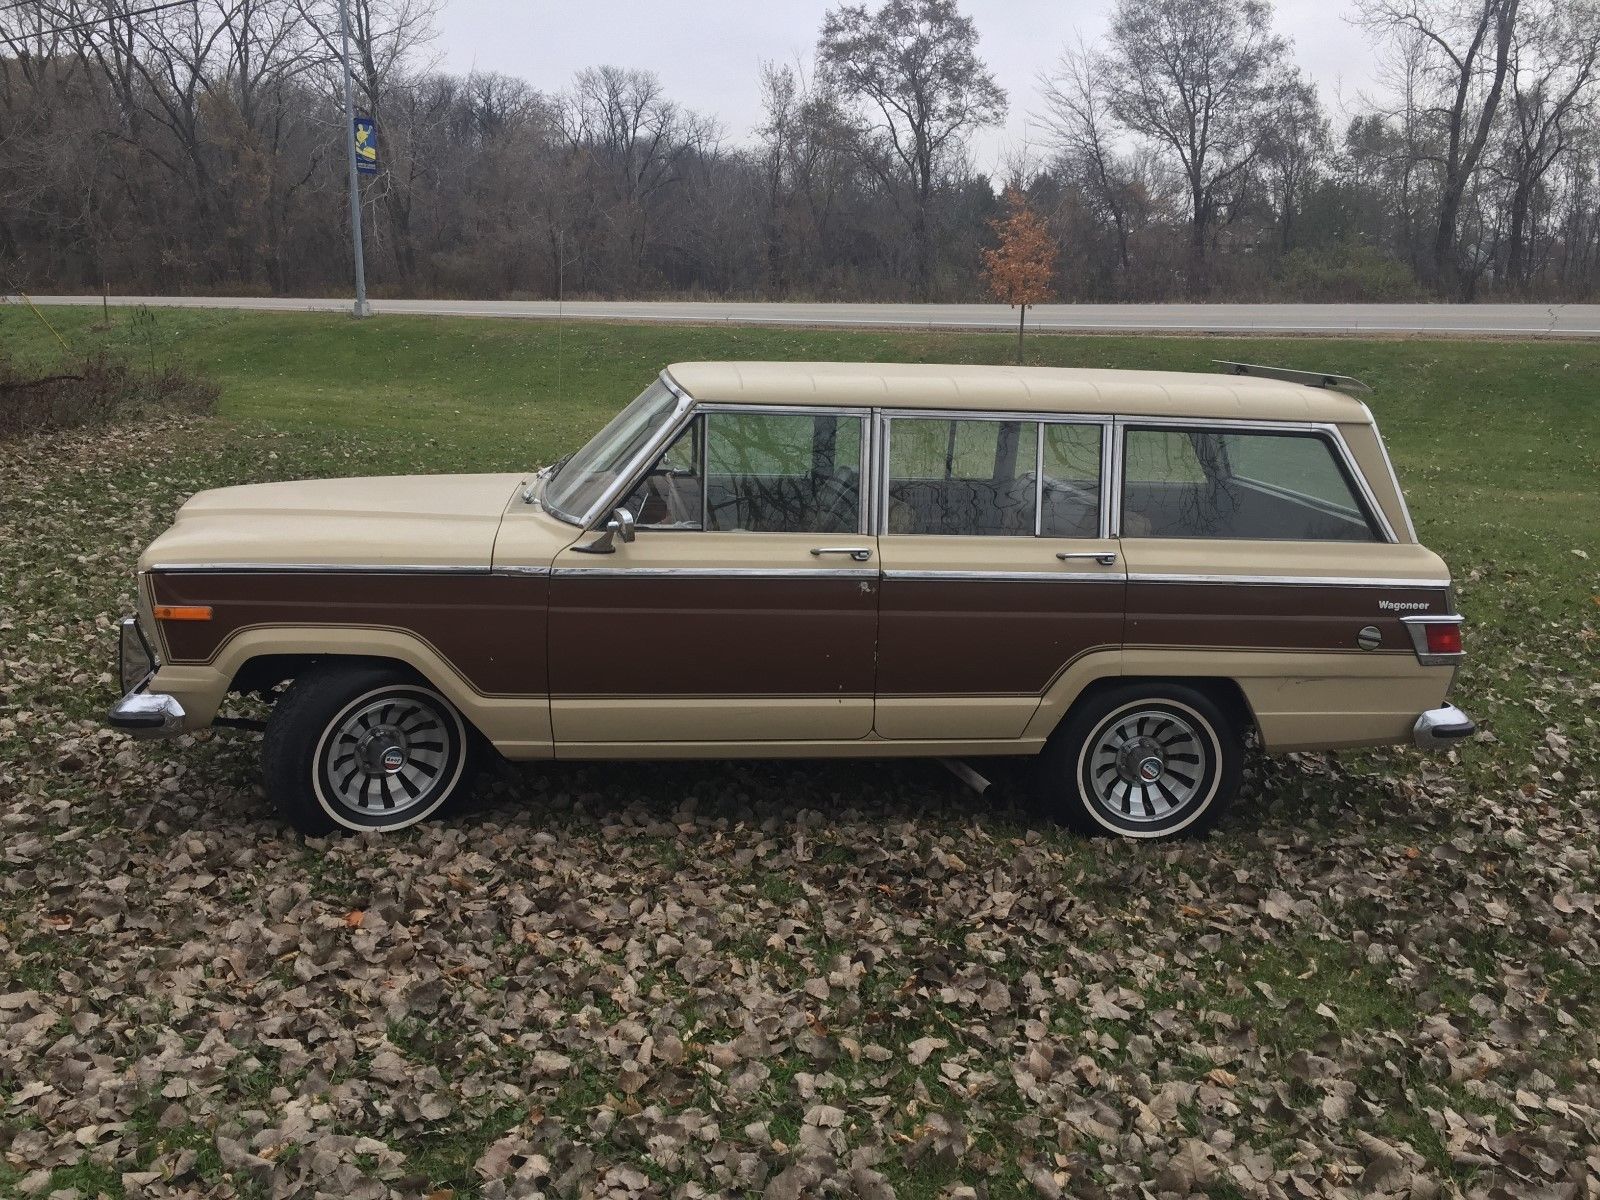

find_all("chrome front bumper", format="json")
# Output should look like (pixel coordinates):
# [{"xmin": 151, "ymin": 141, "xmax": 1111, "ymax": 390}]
[
  {"xmin": 108, "ymin": 688, "xmax": 188, "ymax": 738},
  {"xmin": 1413, "ymin": 703, "xmax": 1475, "ymax": 751},
  {"xmin": 108, "ymin": 614, "xmax": 187, "ymax": 739}
]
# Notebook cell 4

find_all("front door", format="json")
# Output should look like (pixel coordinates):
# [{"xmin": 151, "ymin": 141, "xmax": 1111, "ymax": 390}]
[
  {"xmin": 547, "ymin": 406, "xmax": 878, "ymax": 748},
  {"xmin": 874, "ymin": 414, "xmax": 1125, "ymax": 740}
]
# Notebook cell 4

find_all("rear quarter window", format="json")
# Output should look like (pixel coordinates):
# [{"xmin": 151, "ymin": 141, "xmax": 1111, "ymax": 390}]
[{"xmin": 1121, "ymin": 427, "xmax": 1381, "ymax": 542}]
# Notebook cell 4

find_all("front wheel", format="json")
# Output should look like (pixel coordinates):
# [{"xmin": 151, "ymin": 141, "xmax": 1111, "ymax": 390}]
[
  {"xmin": 1036, "ymin": 683, "xmax": 1241, "ymax": 839},
  {"xmin": 262, "ymin": 663, "xmax": 477, "ymax": 836}
]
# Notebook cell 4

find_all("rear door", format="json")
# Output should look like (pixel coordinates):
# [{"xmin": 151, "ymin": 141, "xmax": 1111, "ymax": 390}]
[{"xmin": 873, "ymin": 412, "xmax": 1125, "ymax": 740}]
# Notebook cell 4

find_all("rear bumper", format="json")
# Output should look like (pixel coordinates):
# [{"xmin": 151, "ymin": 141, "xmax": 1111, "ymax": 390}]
[
  {"xmin": 108, "ymin": 687, "xmax": 188, "ymax": 738},
  {"xmin": 1413, "ymin": 703, "xmax": 1475, "ymax": 751}
]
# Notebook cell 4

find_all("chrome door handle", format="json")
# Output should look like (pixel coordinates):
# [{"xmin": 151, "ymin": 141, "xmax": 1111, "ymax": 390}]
[
  {"xmin": 1057, "ymin": 551, "xmax": 1118, "ymax": 566},
  {"xmin": 811, "ymin": 546, "xmax": 873, "ymax": 562}
]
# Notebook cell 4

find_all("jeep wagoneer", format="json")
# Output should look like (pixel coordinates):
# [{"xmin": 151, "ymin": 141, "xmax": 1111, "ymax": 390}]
[{"xmin": 110, "ymin": 361, "xmax": 1473, "ymax": 838}]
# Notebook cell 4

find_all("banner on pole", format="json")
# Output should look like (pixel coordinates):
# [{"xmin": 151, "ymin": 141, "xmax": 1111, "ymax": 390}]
[{"xmin": 353, "ymin": 116, "xmax": 378, "ymax": 174}]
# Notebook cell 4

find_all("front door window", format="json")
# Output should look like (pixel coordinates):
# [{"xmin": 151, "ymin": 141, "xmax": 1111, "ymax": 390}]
[{"xmin": 626, "ymin": 410, "xmax": 865, "ymax": 534}]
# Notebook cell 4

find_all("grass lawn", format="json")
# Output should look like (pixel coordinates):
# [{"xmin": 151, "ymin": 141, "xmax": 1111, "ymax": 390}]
[{"xmin": 1, "ymin": 304, "xmax": 1597, "ymax": 1199}]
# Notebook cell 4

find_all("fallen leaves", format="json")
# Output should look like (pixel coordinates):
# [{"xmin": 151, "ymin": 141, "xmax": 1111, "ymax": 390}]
[{"xmin": 0, "ymin": 419, "xmax": 1597, "ymax": 1198}]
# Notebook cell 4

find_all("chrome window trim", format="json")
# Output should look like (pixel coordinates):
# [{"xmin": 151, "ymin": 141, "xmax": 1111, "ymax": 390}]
[
  {"xmin": 1363, "ymin": 402, "xmax": 1419, "ymax": 543},
  {"xmin": 1114, "ymin": 418, "xmax": 1398, "ymax": 544},
  {"xmin": 1032, "ymin": 425, "xmax": 1045, "ymax": 537},
  {"xmin": 1128, "ymin": 572, "xmax": 1450, "ymax": 589},
  {"xmin": 614, "ymin": 401, "xmax": 872, "ymax": 536},
  {"xmin": 1108, "ymin": 420, "xmax": 1126, "ymax": 537},
  {"xmin": 569, "ymin": 375, "xmax": 699, "ymax": 530},
  {"xmin": 550, "ymin": 566, "xmax": 879, "ymax": 580},
  {"xmin": 1401, "ymin": 613, "xmax": 1466, "ymax": 665},
  {"xmin": 694, "ymin": 402, "xmax": 873, "ymax": 417},
  {"xmin": 883, "ymin": 569, "xmax": 1122, "ymax": 584},
  {"xmin": 876, "ymin": 411, "xmax": 1115, "ymax": 540},
  {"xmin": 658, "ymin": 368, "xmax": 691, "ymax": 402}
]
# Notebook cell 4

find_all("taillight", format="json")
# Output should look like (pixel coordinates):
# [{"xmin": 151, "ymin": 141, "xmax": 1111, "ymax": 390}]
[{"xmin": 1424, "ymin": 622, "xmax": 1462, "ymax": 656}]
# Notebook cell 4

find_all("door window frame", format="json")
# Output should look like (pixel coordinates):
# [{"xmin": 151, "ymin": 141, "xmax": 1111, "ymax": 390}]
[
  {"xmin": 1109, "ymin": 416, "xmax": 1397, "ymax": 544},
  {"xmin": 874, "ymin": 409, "xmax": 1115, "ymax": 540},
  {"xmin": 615, "ymin": 401, "xmax": 874, "ymax": 536}
]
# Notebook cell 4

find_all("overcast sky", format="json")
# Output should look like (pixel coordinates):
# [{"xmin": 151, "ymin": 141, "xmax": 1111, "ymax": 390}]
[{"xmin": 432, "ymin": 0, "xmax": 1379, "ymax": 172}]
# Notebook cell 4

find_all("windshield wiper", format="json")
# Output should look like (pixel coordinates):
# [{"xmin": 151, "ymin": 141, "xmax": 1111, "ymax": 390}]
[{"xmin": 523, "ymin": 451, "xmax": 575, "ymax": 504}]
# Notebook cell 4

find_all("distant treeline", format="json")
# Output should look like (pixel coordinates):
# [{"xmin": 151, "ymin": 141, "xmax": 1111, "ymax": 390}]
[{"xmin": 1, "ymin": 0, "xmax": 1597, "ymax": 302}]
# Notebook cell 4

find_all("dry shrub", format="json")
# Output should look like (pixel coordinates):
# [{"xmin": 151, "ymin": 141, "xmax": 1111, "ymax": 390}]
[{"xmin": 0, "ymin": 349, "xmax": 218, "ymax": 439}]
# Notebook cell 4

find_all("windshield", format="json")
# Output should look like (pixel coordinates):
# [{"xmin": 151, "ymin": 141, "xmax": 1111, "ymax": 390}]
[{"xmin": 543, "ymin": 378, "xmax": 681, "ymax": 524}]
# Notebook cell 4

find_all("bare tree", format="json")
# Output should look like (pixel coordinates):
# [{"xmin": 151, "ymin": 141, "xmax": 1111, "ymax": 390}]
[
  {"xmin": 1259, "ymin": 70, "xmax": 1328, "ymax": 252},
  {"xmin": 1038, "ymin": 40, "xmax": 1135, "ymax": 274},
  {"xmin": 1496, "ymin": 0, "xmax": 1600, "ymax": 288},
  {"xmin": 1100, "ymin": 0, "xmax": 1295, "ymax": 287},
  {"xmin": 1360, "ymin": 0, "xmax": 1523, "ymax": 291},
  {"xmin": 818, "ymin": 0, "xmax": 1006, "ymax": 295}
]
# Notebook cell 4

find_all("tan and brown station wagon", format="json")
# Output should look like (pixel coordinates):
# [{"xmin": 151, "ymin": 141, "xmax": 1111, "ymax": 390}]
[{"xmin": 110, "ymin": 360, "xmax": 1474, "ymax": 838}]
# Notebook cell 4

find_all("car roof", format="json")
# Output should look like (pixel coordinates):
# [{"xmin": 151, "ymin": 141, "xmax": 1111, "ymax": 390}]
[{"xmin": 664, "ymin": 361, "xmax": 1374, "ymax": 424}]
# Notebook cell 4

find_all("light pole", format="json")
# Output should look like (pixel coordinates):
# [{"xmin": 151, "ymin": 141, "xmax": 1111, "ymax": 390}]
[{"xmin": 337, "ymin": 0, "xmax": 371, "ymax": 318}]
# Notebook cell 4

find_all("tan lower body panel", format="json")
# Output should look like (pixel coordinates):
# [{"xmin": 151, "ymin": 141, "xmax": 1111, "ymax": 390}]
[
  {"xmin": 550, "ymin": 737, "xmax": 1045, "ymax": 761},
  {"xmin": 873, "ymin": 695, "xmax": 1045, "ymax": 740},
  {"xmin": 152, "ymin": 632, "xmax": 1449, "ymax": 761},
  {"xmin": 550, "ymin": 696, "xmax": 873, "ymax": 744},
  {"xmin": 1116, "ymin": 647, "xmax": 1451, "ymax": 752}
]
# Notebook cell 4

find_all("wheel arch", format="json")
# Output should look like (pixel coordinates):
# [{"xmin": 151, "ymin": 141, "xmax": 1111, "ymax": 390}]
[
  {"xmin": 168, "ymin": 626, "xmax": 552, "ymax": 756},
  {"xmin": 1024, "ymin": 650, "xmax": 1259, "ymax": 746},
  {"xmin": 1047, "ymin": 676, "xmax": 1256, "ymax": 747}
]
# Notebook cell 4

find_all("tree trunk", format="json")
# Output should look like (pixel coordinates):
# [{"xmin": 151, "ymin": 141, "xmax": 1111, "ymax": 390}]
[
  {"xmin": 1506, "ymin": 182, "xmax": 1532, "ymax": 291},
  {"xmin": 1016, "ymin": 305, "xmax": 1026, "ymax": 364}
]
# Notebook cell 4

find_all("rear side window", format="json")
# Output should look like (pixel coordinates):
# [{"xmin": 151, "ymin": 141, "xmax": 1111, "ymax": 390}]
[
  {"xmin": 1041, "ymin": 423, "xmax": 1102, "ymax": 538},
  {"xmin": 886, "ymin": 418, "xmax": 1039, "ymax": 535},
  {"xmin": 1121, "ymin": 428, "xmax": 1381, "ymax": 541}
]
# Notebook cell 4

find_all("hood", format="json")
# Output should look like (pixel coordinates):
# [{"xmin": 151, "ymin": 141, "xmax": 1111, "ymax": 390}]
[{"xmin": 139, "ymin": 473, "xmax": 528, "ymax": 571}]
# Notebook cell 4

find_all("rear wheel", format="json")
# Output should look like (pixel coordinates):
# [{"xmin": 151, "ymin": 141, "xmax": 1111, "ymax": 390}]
[
  {"xmin": 262, "ymin": 663, "xmax": 476, "ymax": 836},
  {"xmin": 1036, "ymin": 683, "xmax": 1241, "ymax": 839}
]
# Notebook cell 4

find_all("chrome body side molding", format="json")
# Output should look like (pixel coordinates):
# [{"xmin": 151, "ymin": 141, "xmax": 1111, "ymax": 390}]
[
  {"xmin": 1127, "ymin": 573, "xmax": 1450, "ymax": 589},
  {"xmin": 550, "ymin": 566, "xmax": 879, "ymax": 580},
  {"xmin": 147, "ymin": 562, "xmax": 495, "ymax": 575},
  {"xmin": 882, "ymin": 570, "xmax": 1122, "ymax": 584}
]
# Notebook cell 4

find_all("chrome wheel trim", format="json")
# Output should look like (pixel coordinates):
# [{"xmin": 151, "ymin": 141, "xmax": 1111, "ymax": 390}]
[
  {"xmin": 1074, "ymin": 699, "xmax": 1222, "ymax": 837},
  {"xmin": 311, "ymin": 685, "xmax": 466, "ymax": 832}
]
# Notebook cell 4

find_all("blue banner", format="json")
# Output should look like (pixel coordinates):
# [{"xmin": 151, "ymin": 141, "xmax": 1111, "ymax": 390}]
[{"xmin": 353, "ymin": 116, "xmax": 378, "ymax": 174}]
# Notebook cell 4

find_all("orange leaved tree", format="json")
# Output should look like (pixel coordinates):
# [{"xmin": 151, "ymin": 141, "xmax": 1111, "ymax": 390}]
[{"xmin": 981, "ymin": 186, "xmax": 1059, "ymax": 363}]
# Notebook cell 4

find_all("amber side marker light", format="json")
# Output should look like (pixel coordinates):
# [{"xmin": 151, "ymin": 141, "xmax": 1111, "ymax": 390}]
[
  {"xmin": 1425, "ymin": 623, "xmax": 1463, "ymax": 656},
  {"xmin": 153, "ymin": 605, "xmax": 213, "ymax": 622}
]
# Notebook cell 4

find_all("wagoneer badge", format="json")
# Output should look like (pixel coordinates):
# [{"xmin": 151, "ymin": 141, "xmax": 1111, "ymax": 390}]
[{"xmin": 1378, "ymin": 599, "xmax": 1431, "ymax": 612}]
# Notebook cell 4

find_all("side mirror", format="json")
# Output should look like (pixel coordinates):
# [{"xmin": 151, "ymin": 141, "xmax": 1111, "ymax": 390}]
[{"xmin": 572, "ymin": 506, "xmax": 636, "ymax": 554}]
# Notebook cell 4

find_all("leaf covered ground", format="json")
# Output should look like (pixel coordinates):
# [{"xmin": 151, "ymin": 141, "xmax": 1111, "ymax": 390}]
[{"xmin": 1, "ymin": 317, "xmax": 1598, "ymax": 1199}]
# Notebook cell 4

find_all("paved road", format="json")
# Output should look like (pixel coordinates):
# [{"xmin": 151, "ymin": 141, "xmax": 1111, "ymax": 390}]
[{"xmin": 12, "ymin": 294, "xmax": 1600, "ymax": 336}]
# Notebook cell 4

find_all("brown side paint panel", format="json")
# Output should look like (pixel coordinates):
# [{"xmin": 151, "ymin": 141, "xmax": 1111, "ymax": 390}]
[
  {"xmin": 1127, "ymin": 582, "xmax": 1452, "ymax": 654},
  {"xmin": 548, "ymin": 576, "xmax": 877, "ymax": 697},
  {"xmin": 150, "ymin": 572, "xmax": 548, "ymax": 696},
  {"xmin": 876, "ymin": 580, "xmax": 1126, "ymax": 696}
]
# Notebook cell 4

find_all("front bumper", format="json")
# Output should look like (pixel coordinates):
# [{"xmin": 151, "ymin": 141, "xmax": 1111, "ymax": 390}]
[
  {"xmin": 1413, "ymin": 703, "xmax": 1475, "ymax": 751},
  {"xmin": 108, "ymin": 687, "xmax": 188, "ymax": 738},
  {"xmin": 108, "ymin": 614, "xmax": 188, "ymax": 739}
]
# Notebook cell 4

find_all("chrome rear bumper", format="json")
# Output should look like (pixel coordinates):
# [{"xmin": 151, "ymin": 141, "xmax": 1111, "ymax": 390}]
[{"xmin": 1413, "ymin": 703, "xmax": 1475, "ymax": 751}]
